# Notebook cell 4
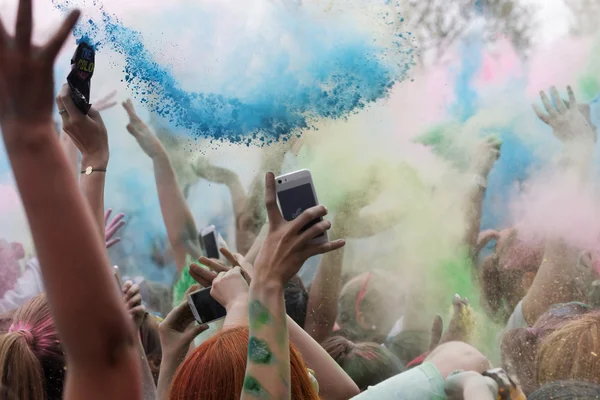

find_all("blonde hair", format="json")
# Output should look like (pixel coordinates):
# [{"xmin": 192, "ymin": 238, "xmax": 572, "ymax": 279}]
[
  {"xmin": 0, "ymin": 295, "xmax": 64, "ymax": 400},
  {"xmin": 537, "ymin": 311, "xmax": 600, "ymax": 386}
]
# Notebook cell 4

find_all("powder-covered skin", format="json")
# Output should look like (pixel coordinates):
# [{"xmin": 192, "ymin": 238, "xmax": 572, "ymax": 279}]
[
  {"xmin": 248, "ymin": 336, "xmax": 275, "ymax": 365},
  {"xmin": 53, "ymin": 0, "xmax": 414, "ymax": 144}
]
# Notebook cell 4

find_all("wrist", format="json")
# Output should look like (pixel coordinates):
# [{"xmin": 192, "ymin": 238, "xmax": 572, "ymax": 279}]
[
  {"xmin": 250, "ymin": 278, "xmax": 285, "ymax": 296},
  {"xmin": 226, "ymin": 293, "xmax": 249, "ymax": 312},
  {"xmin": 81, "ymin": 152, "xmax": 109, "ymax": 169}
]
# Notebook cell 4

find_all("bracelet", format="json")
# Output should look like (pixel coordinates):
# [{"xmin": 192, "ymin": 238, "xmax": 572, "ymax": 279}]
[{"xmin": 81, "ymin": 166, "xmax": 107, "ymax": 176}]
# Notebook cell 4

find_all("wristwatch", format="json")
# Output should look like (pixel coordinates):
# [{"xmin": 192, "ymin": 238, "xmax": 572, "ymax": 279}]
[{"xmin": 81, "ymin": 166, "xmax": 107, "ymax": 176}]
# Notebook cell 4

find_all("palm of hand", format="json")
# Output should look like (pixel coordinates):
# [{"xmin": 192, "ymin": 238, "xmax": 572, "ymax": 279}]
[
  {"xmin": 550, "ymin": 109, "xmax": 595, "ymax": 142},
  {"xmin": 533, "ymin": 86, "xmax": 596, "ymax": 144}
]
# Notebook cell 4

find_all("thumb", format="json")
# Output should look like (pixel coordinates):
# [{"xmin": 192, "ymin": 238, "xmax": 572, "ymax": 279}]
[{"xmin": 429, "ymin": 314, "xmax": 443, "ymax": 352}]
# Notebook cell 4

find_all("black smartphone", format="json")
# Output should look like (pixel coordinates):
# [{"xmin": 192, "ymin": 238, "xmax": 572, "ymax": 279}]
[
  {"xmin": 201, "ymin": 225, "xmax": 220, "ymax": 259},
  {"xmin": 67, "ymin": 42, "xmax": 95, "ymax": 115},
  {"xmin": 187, "ymin": 287, "xmax": 227, "ymax": 324}
]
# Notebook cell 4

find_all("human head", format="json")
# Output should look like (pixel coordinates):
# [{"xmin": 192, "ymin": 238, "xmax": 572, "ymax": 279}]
[
  {"xmin": 168, "ymin": 325, "xmax": 319, "ymax": 400},
  {"xmin": 321, "ymin": 335, "xmax": 404, "ymax": 391},
  {"xmin": 385, "ymin": 330, "xmax": 431, "ymax": 367},
  {"xmin": 0, "ymin": 294, "xmax": 64, "ymax": 400},
  {"xmin": 501, "ymin": 302, "xmax": 592, "ymax": 395},
  {"xmin": 528, "ymin": 380, "xmax": 600, "ymax": 400},
  {"xmin": 337, "ymin": 271, "xmax": 404, "ymax": 342},
  {"xmin": 537, "ymin": 311, "xmax": 600, "ymax": 387},
  {"xmin": 284, "ymin": 276, "xmax": 308, "ymax": 327},
  {"xmin": 478, "ymin": 228, "xmax": 543, "ymax": 323}
]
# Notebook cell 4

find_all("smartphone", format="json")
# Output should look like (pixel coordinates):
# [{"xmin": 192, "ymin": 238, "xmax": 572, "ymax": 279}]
[
  {"xmin": 187, "ymin": 287, "xmax": 227, "ymax": 324},
  {"xmin": 67, "ymin": 42, "xmax": 95, "ymax": 115},
  {"xmin": 201, "ymin": 225, "xmax": 220, "ymax": 259},
  {"xmin": 275, "ymin": 169, "xmax": 328, "ymax": 244},
  {"xmin": 113, "ymin": 265, "xmax": 123, "ymax": 289}
]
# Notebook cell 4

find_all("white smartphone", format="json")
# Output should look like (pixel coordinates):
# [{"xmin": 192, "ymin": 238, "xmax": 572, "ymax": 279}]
[
  {"xmin": 201, "ymin": 225, "xmax": 220, "ymax": 259},
  {"xmin": 187, "ymin": 287, "xmax": 227, "ymax": 324},
  {"xmin": 113, "ymin": 265, "xmax": 123, "ymax": 288},
  {"xmin": 275, "ymin": 169, "xmax": 328, "ymax": 244}
]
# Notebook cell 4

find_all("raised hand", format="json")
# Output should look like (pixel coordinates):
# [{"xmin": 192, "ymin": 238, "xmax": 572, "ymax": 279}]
[
  {"xmin": 56, "ymin": 84, "xmax": 109, "ymax": 168},
  {"xmin": 471, "ymin": 136, "xmax": 501, "ymax": 180},
  {"xmin": 533, "ymin": 86, "xmax": 595, "ymax": 143},
  {"xmin": 104, "ymin": 209, "xmax": 126, "ymax": 249},
  {"xmin": 122, "ymin": 99, "xmax": 164, "ymax": 158},
  {"xmin": 159, "ymin": 300, "xmax": 208, "ymax": 360},
  {"xmin": 0, "ymin": 1, "xmax": 80, "ymax": 132},
  {"xmin": 122, "ymin": 280, "xmax": 147, "ymax": 329},
  {"xmin": 94, "ymin": 90, "xmax": 117, "ymax": 112},
  {"xmin": 254, "ymin": 172, "xmax": 345, "ymax": 285},
  {"xmin": 428, "ymin": 295, "xmax": 475, "ymax": 351},
  {"xmin": 193, "ymin": 156, "xmax": 237, "ymax": 184}
]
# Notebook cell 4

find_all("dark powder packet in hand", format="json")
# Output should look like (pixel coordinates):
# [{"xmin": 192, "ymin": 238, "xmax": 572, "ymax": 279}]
[{"xmin": 67, "ymin": 42, "xmax": 95, "ymax": 115}]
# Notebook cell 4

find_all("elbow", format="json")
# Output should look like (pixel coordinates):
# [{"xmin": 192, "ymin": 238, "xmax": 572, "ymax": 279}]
[{"xmin": 324, "ymin": 383, "xmax": 360, "ymax": 400}]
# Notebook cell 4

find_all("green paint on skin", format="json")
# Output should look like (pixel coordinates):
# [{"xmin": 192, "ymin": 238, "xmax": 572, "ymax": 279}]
[
  {"xmin": 248, "ymin": 337, "xmax": 275, "ymax": 364},
  {"xmin": 243, "ymin": 376, "xmax": 271, "ymax": 399},
  {"xmin": 249, "ymin": 300, "xmax": 272, "ymax": 330}
]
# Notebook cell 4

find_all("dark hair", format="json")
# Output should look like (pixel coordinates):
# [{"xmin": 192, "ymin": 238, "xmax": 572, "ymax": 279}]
[
  {"xmin": 322, "ymin": 336, "xmax": 404, "ymax": 391},
  {"xmin": 479, "ymin": 230, "xmax": 543, "ymax": 324},
  {"xmin": 528, "ymin": 380, "xmax": 600, "ymax": 400},
  {"xmin": 385, "ymin": 330, "xmax": 430, "ymax": 367},
  {"xmin": 285, "ymin": 276, "xmax": 308, "ymax": 328}
]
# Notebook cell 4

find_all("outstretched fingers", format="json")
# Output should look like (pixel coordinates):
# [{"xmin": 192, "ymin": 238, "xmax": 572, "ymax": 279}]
[
  {"xmin": 15, "ymin": 0, "xmax": 33, "ymax": 51},
  {"xmin": 304, "ymin": 238, "xmax": 345, "ymax": 258},
  {"xmin": 532, "ymin": 103, "xmax": 550, "ymax": 125},
  {"xmin": 41, "ymin": 10, "xmax": 81, "ymax": 61},
  {"xmin": 550, "ymin": 86, "xmax": 567, "ymax": 113},
  {"xmin": 567, "ymin": 85, "xmax": 577, "ymax": 109},
  {"xmin": 540, "ymin": 90, "xmax": 556, "ymax": 117},
  {"xmin": 290, "ymin": 204, "xmax": 328, "ymax": 234}
]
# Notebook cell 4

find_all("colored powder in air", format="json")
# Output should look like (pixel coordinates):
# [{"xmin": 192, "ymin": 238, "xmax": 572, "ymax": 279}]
[{"xmin": 53, "ymin": 0, "xmax": 414, "ymax": 144}]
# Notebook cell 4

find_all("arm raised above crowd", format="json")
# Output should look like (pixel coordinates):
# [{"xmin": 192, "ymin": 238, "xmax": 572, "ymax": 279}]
[
  {"xmin": 123, "ymin": 99, "xmax": 201, "ymax": 272},
  {"xmin": 0, "ymin": 1, "xmax": 141, "ymax": 399}
]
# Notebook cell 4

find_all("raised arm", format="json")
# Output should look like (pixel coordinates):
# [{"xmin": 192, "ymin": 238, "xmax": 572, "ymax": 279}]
[
  {"xmin": 123, "ymin": 100, "xmax": 200, "ymax": 272},
  {"xmin": 57, "ymin": 84, "xmax": 110, "ymax": 238},
  {"xmin": 242, "ymin": 172, "xmax": 345, "ymax": 399},
  {"xmin": 464, "ymin": 137, "xmax": 500, "ymax": 260},
  {"xmin": 522, "ymin": 86, "xmax": 596, "ymax": 324},
  {"xmin": 0, "ymin": 3, "xmax": 140, "ymax": 399},
  {"xmin": 193, "ymin": 247, "xmax": 358, "ymax": 399},
  {"xmin": 304, "ymin": 180, "xmax": 386, "ymax": 342}
]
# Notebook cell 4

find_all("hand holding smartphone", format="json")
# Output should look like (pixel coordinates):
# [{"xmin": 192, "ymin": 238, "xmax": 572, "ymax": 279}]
[
  {"xmin": 201, "ymin": 225, "xmax": 220, "ymax": 259},
  {"xmin": 187, "ymin": 287, "xmax": 227, "ymax": 325},
  {"xmin": 275, "ymin": 169, "xmax": 328, "ymax": 244}
]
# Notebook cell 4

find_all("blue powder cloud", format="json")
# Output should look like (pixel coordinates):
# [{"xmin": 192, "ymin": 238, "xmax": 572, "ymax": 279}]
[{"xmin": 53, "ymin": 0, "xmax": 414, "ymax": 143}]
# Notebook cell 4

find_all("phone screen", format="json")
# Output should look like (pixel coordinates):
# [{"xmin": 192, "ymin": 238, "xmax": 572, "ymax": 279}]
[
  {"xmin": 202, "ymin": 231, "xmax": 219, "ymax": 259},
  {"xmin": 188, "ymin": 287, "xmax": 226, "ymax": 324},
  {"xmin": 277, "ymin": 183, "xmax": 324, "ymax": 237}
]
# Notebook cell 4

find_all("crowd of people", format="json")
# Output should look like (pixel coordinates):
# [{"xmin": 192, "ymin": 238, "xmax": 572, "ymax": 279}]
[{"xmin": 3, "ymin": 1, "xmax": 600, "ymax": 399}]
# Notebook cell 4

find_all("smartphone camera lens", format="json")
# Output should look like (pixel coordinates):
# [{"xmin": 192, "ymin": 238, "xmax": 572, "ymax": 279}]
[{"xmin": 278, "ymin": 180, "xmax": 282, "ymax": 184}]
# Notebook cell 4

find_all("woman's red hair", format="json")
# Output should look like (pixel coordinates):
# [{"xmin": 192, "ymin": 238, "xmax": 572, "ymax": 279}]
[{"xmin": 169, "ymin": 325, "xmax": 319, "ymax": 400}]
